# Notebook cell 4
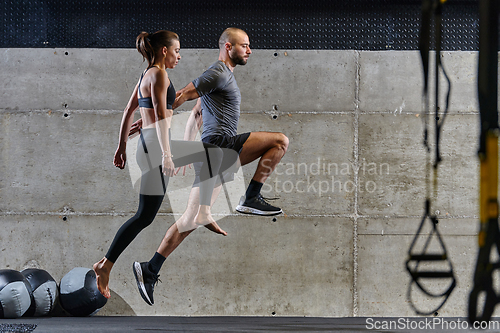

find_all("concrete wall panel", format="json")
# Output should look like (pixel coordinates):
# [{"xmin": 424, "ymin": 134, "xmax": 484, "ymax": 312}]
[
  {"xmin": 358, "ymin": 113, "xmax": 427, "ymax": 216},
  {"xmin": 0, "ymin": 110, "xmax": 137, "ymax": 213},
  {"xmin": 359, "ymin": 51, "xmax": 423, "ymax": 113},
  {"xmin": 238, "ymin": 112, "xmax": 355, "ymax": 216},
  {"xmin": 359, "ymin": 51, "xmax": 479, "ymax": 113},
  {"xmin": 1, "ymin": 49, "xmax": 141, "ymax": 111},
  {"xmin": 357, "ymin": 217, "xmax": 481, "ymax": 317},
  {"xmin": 358, "ymin": 113, "xmax": 478, "ymax": 217},
  {"xmin": 235, "ymin": 50, "xmax": 357, "ymax": 112}
]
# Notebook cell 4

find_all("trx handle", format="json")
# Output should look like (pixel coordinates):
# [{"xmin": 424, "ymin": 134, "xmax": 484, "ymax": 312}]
[
  {"xmin": 406, "ymin": 203, "xmax": 456, "ymax": 315},
  {"xmin": 468, "ymin": 0, "xmax": 500, "ymax": 324},
  {"xmin": 408, "ymin": 254, "xmax": 447, "ymax": 261}
]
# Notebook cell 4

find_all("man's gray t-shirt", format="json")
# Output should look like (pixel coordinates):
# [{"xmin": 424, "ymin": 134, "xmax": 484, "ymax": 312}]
[{"xmin": 192, "ymin": 60, "xmax": 241, "ymax": 141}]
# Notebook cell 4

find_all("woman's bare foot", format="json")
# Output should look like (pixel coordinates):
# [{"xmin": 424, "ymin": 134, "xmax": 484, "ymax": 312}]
[{"xmin": 93, "ymin": 257, "xmax": 113, "ymax": 299}]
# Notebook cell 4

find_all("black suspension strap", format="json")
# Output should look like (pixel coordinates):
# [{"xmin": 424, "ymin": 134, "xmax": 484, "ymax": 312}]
[
  {"xmin": 405, "ymin": 0, "xmax": 456, "ymax": 316},
  {"xmin": 468, "ymin": 0, "xmax": 500, "ymax": 324}
]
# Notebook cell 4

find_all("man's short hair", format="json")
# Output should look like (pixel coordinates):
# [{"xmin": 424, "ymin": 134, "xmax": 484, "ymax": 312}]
[{"xmin": 218, "ymin": 28, "xmax": 247, "ymax": 49}]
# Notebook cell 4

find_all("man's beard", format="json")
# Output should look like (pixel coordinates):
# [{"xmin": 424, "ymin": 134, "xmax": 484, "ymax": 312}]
[{"xmin": 230, "ymin": 52, "xmax": 247, "ymax": 66}]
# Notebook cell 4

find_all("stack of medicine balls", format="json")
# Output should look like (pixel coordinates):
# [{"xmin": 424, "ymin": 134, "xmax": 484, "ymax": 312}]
[{"xmin": 0, "ymin": 267, "xmax": 107, "ymax": 318}]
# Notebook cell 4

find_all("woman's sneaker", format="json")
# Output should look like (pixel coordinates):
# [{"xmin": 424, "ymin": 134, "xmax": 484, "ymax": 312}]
[
  {"xmin": 235, "ymin": 194, "xmax": 282, "ymax": 216},
  {"xmin": 133, "ymin": 261, "xmax": 160, "ymax": 306}
]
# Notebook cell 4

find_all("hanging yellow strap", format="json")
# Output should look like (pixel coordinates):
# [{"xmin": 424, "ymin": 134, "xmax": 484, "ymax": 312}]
[{"xmin": 479, "ymin": 131, "xmax": 499, "ymax": 247}]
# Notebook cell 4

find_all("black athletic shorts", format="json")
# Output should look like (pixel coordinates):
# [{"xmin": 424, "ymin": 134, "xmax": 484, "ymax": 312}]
[
  {"xmin": 202, "ymin": 132, "xmax": 251, "ymax": 154},
  {"xmin": 193, "ymin": 132, "xmax": 251, "ymax": 187}
]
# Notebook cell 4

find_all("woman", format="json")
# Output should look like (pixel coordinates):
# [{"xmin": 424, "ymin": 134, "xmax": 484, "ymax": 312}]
[{"xmin": 93, "ymin": 30, "xmax": 225, "ymax": 300}]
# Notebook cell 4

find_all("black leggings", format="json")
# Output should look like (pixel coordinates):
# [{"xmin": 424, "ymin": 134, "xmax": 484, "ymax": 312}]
[{"xmin": 105, "ymin": 129, "xmax": 223, "ymax": 263}]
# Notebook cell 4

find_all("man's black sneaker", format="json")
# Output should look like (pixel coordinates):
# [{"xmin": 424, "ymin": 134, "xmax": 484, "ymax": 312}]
[
  {"xmin": 133, "ymin": 261, "xmax": 160, "ymax": 306},
  {"xmin": 235, "ymin": 194, "xmax": 283, "ymax": 216}
]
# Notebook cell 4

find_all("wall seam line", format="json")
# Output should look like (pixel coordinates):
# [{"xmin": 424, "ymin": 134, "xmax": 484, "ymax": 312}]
[{"xmin": 352, "ymin": 50, "xmax": 361, "ymax": 317}]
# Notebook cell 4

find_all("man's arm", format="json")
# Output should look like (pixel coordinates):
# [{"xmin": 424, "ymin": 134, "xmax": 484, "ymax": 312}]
[
  {"xmin": 173, "ymin": 82, "xmax": 200, "ymax": 110},
  {"xmin": 175, "ymin": 98, "xmax": 203, "ymax": 176}
]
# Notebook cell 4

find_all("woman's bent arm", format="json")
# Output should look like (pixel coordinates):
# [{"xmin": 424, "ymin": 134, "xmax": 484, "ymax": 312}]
[
  {"xmin": 114, "ymin": 83, "xmax": 139, "ymax": 169},
  {"xmin": 152, "ymin": 69, "xmax": 175, "ymax": 176}
]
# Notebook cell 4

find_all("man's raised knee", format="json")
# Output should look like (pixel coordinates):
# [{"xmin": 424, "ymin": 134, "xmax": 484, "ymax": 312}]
[{"xmin": 277, "ymin": 133, "xmax": 289, "ymax": 153}]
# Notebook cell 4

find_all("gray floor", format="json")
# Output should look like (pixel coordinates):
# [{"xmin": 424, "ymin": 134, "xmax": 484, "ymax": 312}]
[{"xmin": 1, "ymin": 316, "xmax": 500, "ymax": 333}]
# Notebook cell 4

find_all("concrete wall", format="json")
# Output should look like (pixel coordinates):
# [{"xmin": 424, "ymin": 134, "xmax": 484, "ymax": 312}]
[{"xmin": 0, "ymin": 48, "xmax": 487, "ymax": 317}]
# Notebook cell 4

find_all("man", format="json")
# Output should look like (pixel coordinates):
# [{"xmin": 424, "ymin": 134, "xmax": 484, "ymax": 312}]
[
  {"xmin": 175, "ymin": 27, "xmax": 289, "ymax": 215},
  {"xmin": 132, "ymin": 28, "xmax": 288, "ymax": 306}
]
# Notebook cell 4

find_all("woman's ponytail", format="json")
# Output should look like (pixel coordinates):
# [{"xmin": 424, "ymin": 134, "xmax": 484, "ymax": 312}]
[{"xmin": 136, "ymin": 31, "xmax": 155, "ymax": 67}]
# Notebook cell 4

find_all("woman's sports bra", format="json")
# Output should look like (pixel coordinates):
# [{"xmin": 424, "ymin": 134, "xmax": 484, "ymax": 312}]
[{"xmin": 138, "ymin": 67, "xmax": 176, "ymax": 109}]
